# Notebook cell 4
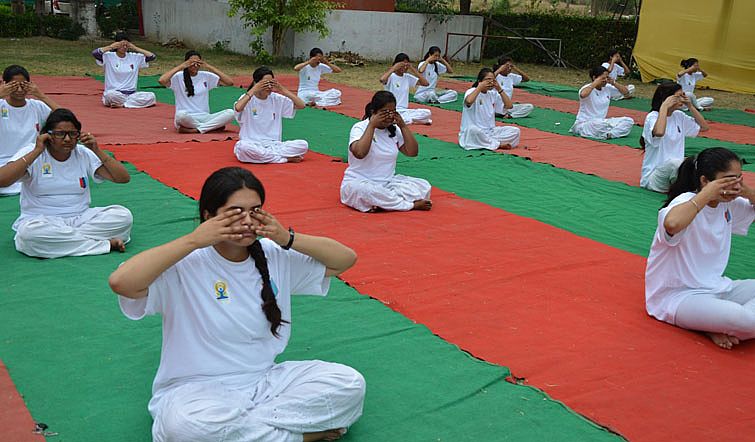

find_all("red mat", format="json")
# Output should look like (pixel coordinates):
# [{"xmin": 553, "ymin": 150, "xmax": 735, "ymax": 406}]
[
  {"xmin": 108, "ymin": 140, "xmax": 755, "ymax": 442},
  {"xmin": 0, "ymin": 361, "xmax": 45, "ymax": 442},
  {"xmin": 437, "ymin": 78, "xmax": 755, "ymax": 146},
  {"xmin": 262, "ymin": 75, "xmax": 755, "ymax": 188},
  {"xmin": 34, "ymin": 76, "xmax": 238, "ymax": 145}
]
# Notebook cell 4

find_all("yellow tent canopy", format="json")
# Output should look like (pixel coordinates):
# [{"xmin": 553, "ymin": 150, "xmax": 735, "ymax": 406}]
[{"xmin": 633, "ymin": 0, "xmax": 755, "ymax": 94}]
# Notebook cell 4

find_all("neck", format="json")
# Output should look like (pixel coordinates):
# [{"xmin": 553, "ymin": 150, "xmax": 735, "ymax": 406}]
[
  {"xmin": 6, "ymin": 96, "xmax": 26, "ymax": 107},
  {"xmin": 48, "ymin": 147, "xmax": 72, "ymax": 162},
  {"xmin": 213, "ymin": 242, "xmax": 250, "ymax": 262},
  {"xmin": 116, "ymin": 51, "xmax": 126, "ymax": 58}
]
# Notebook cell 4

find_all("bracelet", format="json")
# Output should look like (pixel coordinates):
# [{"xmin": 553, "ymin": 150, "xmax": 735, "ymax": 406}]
[
  {"xmin": 689, "ymin": 198, "xmax": 701, "ymax": 212},
  {"xmin": 20, "ymin": 155, "xmax": 29, "ymax": 166},
  {"xmin": 281, "ymin": 227, "xmax": 295, "ymax": 250}
]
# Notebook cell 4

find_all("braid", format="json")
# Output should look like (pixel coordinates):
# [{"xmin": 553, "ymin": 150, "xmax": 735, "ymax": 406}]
[
  {"xmin": 248, "ymin": 240, "xmax": 287, "ymax": 337},
  {"xmin": 183, "ymin": 68, "xmax": 194, "ymax": 97}
]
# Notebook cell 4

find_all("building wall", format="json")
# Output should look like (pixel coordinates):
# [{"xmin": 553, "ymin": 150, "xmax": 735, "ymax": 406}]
[{"xmin": 142, "ymin": 0, "xmax": 483, "ymax": 61}]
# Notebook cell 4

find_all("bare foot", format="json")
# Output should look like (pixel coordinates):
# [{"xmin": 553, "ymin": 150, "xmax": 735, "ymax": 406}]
[
  {"xmin": 109, "ymin": 103, "xmax": 124, "ymax": 109},
  {"xmin": 423, "ymin": 119, "xmax": 433, "ymax": 125},
  {"xmin": 367, "ymin": 205, "xmax": 384, "ymax": 213},
  {"xmin": 706, "ymin": 332, "xmax": 739, "ymax": 349},
  {"xmin": 498, "ymin": 143, "xmax": 516, "ymax": 150},
  {"xmin": 178, "ymin": 126, "xmax": 200, "ymax": 134},
  {"xmin": 303, "ymin": 429, "xmax": 346, "ymax": 442},
  {"xmin": 109, "ymin": 238, "xmax": 126, "ymax": 253},
  {"xmin": 287, "ymin": 156, "xmax": 304, "ymax": 163},
  {"xmin": 412, "ymin": 199, "xmax": 432, "ymax": 211}
]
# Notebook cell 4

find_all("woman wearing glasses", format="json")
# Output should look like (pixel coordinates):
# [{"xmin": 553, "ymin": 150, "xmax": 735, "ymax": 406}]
[{"xmin": 0, "ymin": 108, "xmax": 132, "ymax": 258}]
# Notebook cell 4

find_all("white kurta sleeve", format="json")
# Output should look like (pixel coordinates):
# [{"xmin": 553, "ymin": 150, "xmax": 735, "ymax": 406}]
[
  {"xmin": 81, "ymin": 147, "xmax": 105, "ymax": 183},
  {"xmin": 118, "ymin": 264, "xmax": 179, "ymax": 320},
  {"xmin": 680, "ymin": 113, "xmax": 701, "ymax": 138},
  {"xmin": 286, "ymin": 248, "xmax": 330, "ymax": 296},
  {"xmin": 349, "ymin": 121, "xmax": 367, "ymax": 147},
  {"xmin": 731, "ymin": 197, "xmax": 755, "ymax": 236},
  {"xmin": 206, "ymin": 72, "xmax": 220, "ymax": 89},
  {"xmin": 406, "ymin": 73, "xmax": 419, "ymax": 89},
  {"xmin": 657, "ymin": 196, "xmax": 693, "ymax": 246},
  {"xmin": 319, "ymin": 64, "xmax": 333, "ymax": 74},
  {"xmin": 278, "ymin": 94, "xmax": 295, "ymax": 119}
]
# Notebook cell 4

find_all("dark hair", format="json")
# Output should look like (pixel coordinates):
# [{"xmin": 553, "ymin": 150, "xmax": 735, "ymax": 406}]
[
  {"xmin": 2, "ymin": 65, "xmax": 30, "ymax": 82},
  {"xmin": 114, "ymin": 31, "xmax": 130, "ymax": 42},
  {"xmin": 589, "ymin": 65, "xmax": 608, "ymax": 79},
  {"xmin": 182, "ymin": 50, "xmax": 202, "ymax": 97},
  {"xmin": 309, "ymin": 47, "xmax": 323, "ymax": 58},
  {"xmin": 363, "ymin": 91, "xmax": 397, "ymax": 137},
  {"xmin": 393, "ymin": 53, "xmax": 410, "ymax": 64},
  {"xmin": 422, "ymin": 46, "xmax": 442, "ymax": 74},
  {"xmin": 247, "ymin": 66, "xmax": 274, "ymax": 91},
  {"xmin": 680, "ymin": 58, "xmax": 698, "ymax": 69},
  {"xmin": 473, "ymin": 67, "xmax": 493, "ymax": 88},
  {"xmin": 41, "ymin": 108, "xmax": 81, "ymax": 134},
  {"xmin": 198, "ymin": 167, "xmax": 287, "ymax": 337},
  {"xmin": 492, "ymin": 55, "xmax": 512, "ymax": 73},
  {"xmin": 650, "ymin": 81, "xmax": 682, "ymax": 112},
  {"xmin": 664, "ymin": 148, "xmax": 741, "ymax": 207},
  {"xmin": 607, "ymin": 48, "xmax": 619, "ymax": 60}
]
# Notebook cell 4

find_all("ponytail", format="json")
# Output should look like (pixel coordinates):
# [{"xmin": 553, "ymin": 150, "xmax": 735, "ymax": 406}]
[
  {"xmin": 423, "ymin": 46, "xmax": 441, "ymax": 75},
  {"xmin": 182, "ymin": 50, "xmax": 202, "ymax": 97},
  {"xmin": 248, "ymin": 240, "xmax": 288, "ymax": 337},
  {"xmin": 663, "ymin": 147, "xmax": 740, "ymax": 207}
]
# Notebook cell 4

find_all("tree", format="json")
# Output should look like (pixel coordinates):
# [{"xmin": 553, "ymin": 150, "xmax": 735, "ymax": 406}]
[
  {"xmin": 10, "ymin": 0, "xmax": 25, "ymax": 14},
  {"xmin": 460, "ymin": 0, "xmax": 471, "ymax": 14},
  {"xmin": 227, "ymin": 0, "xmax": 341, "ymax": 60},
  {"xmin": 35, "ymin": 0, "xmax": 46, "ymax": 15}
]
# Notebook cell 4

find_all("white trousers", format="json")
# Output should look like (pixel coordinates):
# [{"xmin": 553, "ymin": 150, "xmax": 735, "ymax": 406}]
[
  {"xmin": 683, "ymin": 92, "xmax": 714, "ymax": 111},
  {"xmin": 175, "ymin": 110, "xmax": 235, "ymax": 133},
  {"xmin": 674, "ymin": 280, "xmax": 755, "ymax": 340},
  {"xmin": 570, "ymin": 117, "xmax": 634, "ymax": 140},
  {"xmin": 298, "ymin": 89, "xmax": 342, "ymax": 107},
  {"xmin": 414, "ymin": 89, "xmax": 458, "ymax": 104},
  {"xmin": 459, "ymin": 125, "xmax": 521, "ymax": 150},
  {"xmin": 642, "ymin": 158, "xmax": 684, "ymax": 193},
  {"xmin": 234, "ymin": 139, "xmax": 309, "ymax": 164},
  {"xmin": 102, "ymin": 90, "xmax": 156, "ymax": 108},
  {"xmin": 609, "ymin": 84, "xmax": 635, "ymax": 100},
  {"xmin": 152, "ymin": 360, "xmax": 366, "ymax": 442},
  {"xmin": 340, "ymin": 174, "xmax": 431, "ymax": 212},
  {"xmin": 502, "ymin": 103, "xmax": 534, "ymax": 118},
  {"xmin": 13, "ymin": 205, "xmax": 133, "ymax": 258},
  {"xmin": 397, "ymin": 108, "xmax": 432, "ymax": 125}
]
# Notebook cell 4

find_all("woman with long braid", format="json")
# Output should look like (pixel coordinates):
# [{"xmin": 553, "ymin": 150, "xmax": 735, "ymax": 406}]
[
  {"xmin": 109, "ymin": 167, "xmax": 365, "ymax": 441},
  {"xmin": 158, "ymin": 50, "xmax": 235, "ymax": 133}
]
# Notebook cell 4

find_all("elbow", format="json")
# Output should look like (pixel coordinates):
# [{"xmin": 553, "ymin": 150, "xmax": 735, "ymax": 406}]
[
  {"xmin": 108, "ymin": 272, "xmax": 129, "ymax": 296},
  {"xmin": 341, "ymin": 247, "xmax": 358, "ymax": 272},
  {"xmin": 663, "ymin": 220, "xmax": 682, "ymax": 237},
  {"xmin": 117, "ymin": 174, "xmax": 131, "ymax": 184},
  {"xmin": 223, "ymin": 80, "xmax": 234, "ymax": 87},
  {"xmin": 699, "ymin": 124, "xmax": 710, "ymax": 132},
  {"xmin": 352, "ymin": 151, "xmax": 367, "ymax": 160}
]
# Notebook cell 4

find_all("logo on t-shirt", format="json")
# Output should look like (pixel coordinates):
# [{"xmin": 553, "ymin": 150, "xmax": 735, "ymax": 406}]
[
  {"xmin": 214, "ymin": 280, "xmax": 230, "ymax": 301},
  {"xmin": 79, "ymin": 176, "xmax": 87, "ymax": 188},
  {"xmin": 203, "ymin": 81, "xmax": 208, "ymax": 88},
  {"xmin": 251, "ymin": 108, "xmax": 258, "ymax": 117},
  {"xmin": 130, "ymin": 64, "xmax": 134, "ymax": 70},
  {"xmin": 724, "ymin": 209, "xmax": 732, "ymax": 223},
  {"xmin": 41, "ymin": 163, "xmax": 52, "ymax": 175},
  {"xmin": 1, "ymin": 107, "xmax": 8, "ymax": 119}
]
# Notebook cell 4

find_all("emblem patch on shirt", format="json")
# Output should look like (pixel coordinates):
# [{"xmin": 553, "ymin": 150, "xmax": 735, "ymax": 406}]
[
  {"xmin": 214, "ymin": 280, "xmax": 230, "ymax": 301},
  {"xmin": 130, "ymin": 64, "xmax": 134, "ymax": 70},
  {"xmin": 478, "ymin": 100, "xmax": 483, "ymax": 105},
  {"xmin": 251, "ymin": 108, "xmax": 258, "ymax": 116},
  {"xmin": 79, "ymin": 176, "xmax": 87, "ymax": 188},
  {"xmin": 203, "ymin": 81, "xmax": 208, "ymax": 88},
  {"xmin": 41, "ymin": 162, "xmax": 52, "ymax": 175},
  {"xmin": 1, "ymin": 107, "xmax": 8, "ymax": 119},
  {"xmin": 724, "ymin": 209, "xmax": 732, "ymax": 223}
]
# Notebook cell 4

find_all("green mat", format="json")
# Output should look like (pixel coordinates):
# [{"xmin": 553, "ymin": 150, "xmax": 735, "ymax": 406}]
[
  {"xmin": 411, "ymin": 96, "xmax": 755, "ymax": 164},
  {"xmin": 281, "ymin": 107, "xmax": 754, "ymax": 280},
  {"xmin": 0, "ymin": 165, "xmax": 621, "ymax": 441},
  {"xmin": 516, "ymin": 79, "xmax": 755, "ymax": 128}
]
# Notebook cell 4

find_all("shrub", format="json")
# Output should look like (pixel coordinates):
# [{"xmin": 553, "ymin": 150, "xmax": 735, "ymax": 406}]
[
  {"xmin": 482, "ymin": 12, "xmax": 637, "ymax": 69},
  {"xmin": 96, "ymin": 0, "xmax": 139, "ymax": 39},
  {"xmin": 0, "ymin": 11, "xmax": 84, "ymax": 40}
]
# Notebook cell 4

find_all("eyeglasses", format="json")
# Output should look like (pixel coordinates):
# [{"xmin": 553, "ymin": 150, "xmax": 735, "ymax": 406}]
[{"xmin": 48, "ymin": 130, "xmax": 81, "ymax": 140}]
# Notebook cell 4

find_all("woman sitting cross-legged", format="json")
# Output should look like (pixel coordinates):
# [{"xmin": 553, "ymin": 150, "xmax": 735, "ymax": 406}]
[
  {"xmin": 0, "ymin": 108, "xmax": 132, "ymax": 258},
  {"xmin": 109, "ymin": 166, "xmax": 366, "ymax": 442},
  {"xmin": 158, "ymin": 50, "xmax": 235, "ymax": 134},
  {"xmin": 340, "ymin": 91, "xmax": 432, "ymax": 212},
  {"xmin": 233, "ymin": 67, "xmax": 309, "ymax": 164}
]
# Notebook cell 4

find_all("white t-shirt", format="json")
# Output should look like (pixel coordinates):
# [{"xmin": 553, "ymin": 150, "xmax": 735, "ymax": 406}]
[
  {"xmin": 10, "ymin": 144, "xmax": 104, "ymax": 228},
  {"xmin": 297, "ymin": 63, "xmax": 332, "ymax": 95},
  {"xmin": 118, "ymin": 241, "xmax": 330, "ymax": 415},
  {"xmin": 415, "ymin": 61, "xmax": 447, "ymax": 96},
  {"xmin": 640, "ymin": 110, "xmax": 700, "ymax": 187},
  {"xmin": 460, "ymin": 88, "xmax": 503, "ymax": 134},
  {"xmin": 344, "ymin": 119, "xmax": 404, "ymax": 183},
  {"xmin": 645, "ymin": 193, "xmax": 754, "ymax": 322},
  {"xmin": 677, "ymin": 72, "xmax": 704, "ymax": 95},
  {"xmin": 0, "ymin": 99, "xmax": 51, "ymax": 194},
  {"xmin": 495, "ymin": 73, "xmax": 523, "ymax": 99},
  {"xmin": 600, "ymin": 62, "xmax": 625, "ymax": 80},
  {"xmin": 574, "ymin": 83, "xmax": 616, "ymax": 124},
  {"xmin": 234, "ymin": 92, "xmax": 295, "ymax": 143},
  {"xmin": 99, "ymin": 51, "xmax": 149, "ymax": 93},
  {"xmin": 169, "ymin": 71, "xmax": 220, "ymax": 116},
  {"xmin": 384, "ymin": 73, "xmax": 419, "ymax": 110}
]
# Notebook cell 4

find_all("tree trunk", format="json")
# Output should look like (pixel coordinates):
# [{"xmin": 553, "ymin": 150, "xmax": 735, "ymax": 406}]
[
  {"xmin": 35, "ymin": 0, "xmax": 46, "ymax": 15},
  {"xmin": 460, "ymin": 0, "xmax": 471, "ymax": 14},
  {"xmin": 11, "ymin": 0, "xmax": 25, "ymax": 14},
  {"xmin": 272, "ymin": 24, "xmax": 285, "ymax": 58},
  {"xmin": 70, "ymin": 0, "xmax": 80, "ymax": 22}
]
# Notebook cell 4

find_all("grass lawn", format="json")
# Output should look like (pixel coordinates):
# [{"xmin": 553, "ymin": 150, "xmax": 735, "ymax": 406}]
[{"xmin": 1, "ymin": 36, "xmax": 753, "ymax": 109}]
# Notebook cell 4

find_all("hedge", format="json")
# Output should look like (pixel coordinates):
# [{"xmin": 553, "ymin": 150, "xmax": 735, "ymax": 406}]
[
  {"xmin": 0, "ymin": 10, "xmax": 85, "ymax": 40},
  {"xmin": 481, "ymin": 12, "xmax": 637, "ymax": 69}
]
